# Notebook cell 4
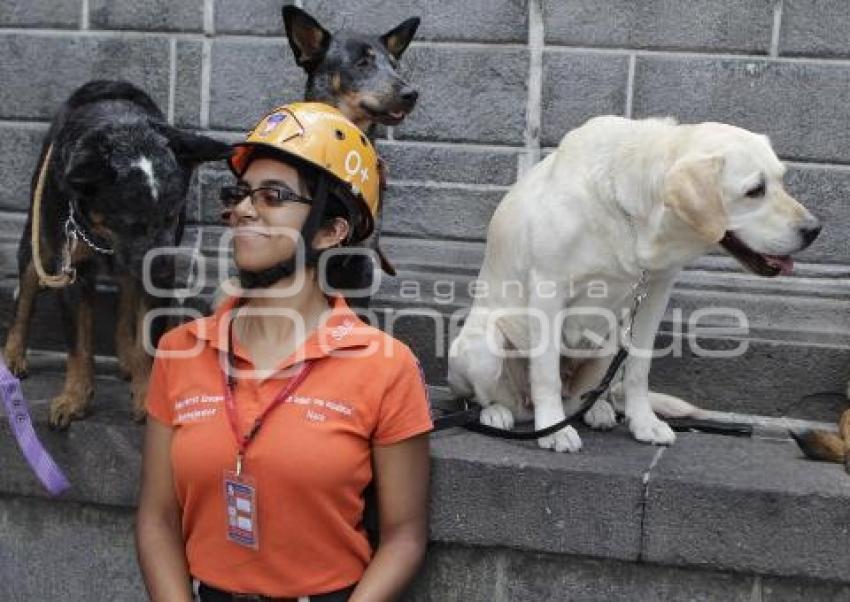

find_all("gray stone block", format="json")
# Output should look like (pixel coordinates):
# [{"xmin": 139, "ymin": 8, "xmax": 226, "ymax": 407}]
[
  {"xmin": 0, "ymin": 124, "xmax": 46, "ymax": 212},
  {"xmin": 197, "ymin": 165, "xmax": 235, "ymax": 224},
  {"xmin": 643, "ymin": 433, "xmax": 850, "ymax": 582},
  {"xmin": 541, "ymin": 50, "xmax": 629, "ymax": 147},
  {"xmin": 0, "ymin": 34, "xmax": 171, "ymax": 121},
  {"xmin": 89, "ymin": 0, "xmax": 203, "ymax": 32},
  {"xmin": 214, "ymin": 0, "xmax": 295, "ymax": 36},
  {"xmin": 379, "ymin": 236, "xmax": 484, "ymax": 274},
  {"xmin": 761, "ymin": 576, "xmax": 850, "ymax": 601},
  {"xmin": 409, "ymin": 544, "xmax": 850, "ymax": 602},
  {"xmin": 404, "ymin": 543, "xmax": 506, "ymax": 602},
  {"xmin": 632, "ymin": 55, "xmax": 850, "ymax": 164},
  {"xmin": 394, "ymin": 46, "xmax": 529, "ymax": 145},
  {"xmin": 544, "ymin": 0, "xmax": 773, "ymax": 54},
  {"xmin": 208, "ymin": 38, "xmax": 305, "ymax": 131},
  {"xmin": 429, "ymin": 429, "xmax": 658, "ymax": 560},
  {"xmin": 786, "ymin": 164, "xmax": 850, "ymax": 264},
  {"xmin": 780, "ymin": 0, "xmax": 850, "ymax": 58},
  {"xmin": 502, "ymin": 548, "xmax": 756, "ymax": 602},
  {"xmin": 0, "ymin": 496, "xmax": 143, "ymax": 602},
  {"xmin": 377, "ymin": 141, "xmax": 519, "ymax": 186},
  {"xmin": 0, "ymin": 0, "xmax": 81, "ymax": 28},
  {"xmin": 651, "ymin": 330, "xmax": 850, "ymax": 419},
  {"xmin": 173, "ymin": 40, "xmax": 203, "ymax": 128},
  {"xmin": 304, "ymin": 0, "xmax": 528, "ymax": 43},
  {"xmin": 381, "ymin": 184, "xmax": 505, "ymax": 240}
]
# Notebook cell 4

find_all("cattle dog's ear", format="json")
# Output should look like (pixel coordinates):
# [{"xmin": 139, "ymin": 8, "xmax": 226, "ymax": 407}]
[
  {"xmin": 663, "ymin": 155, "xmax": 728, "ymax": 243},
  {"xmin": 152, "ymin": 122, "xmax": 232, "ymax": 165},
  {"xmin": 65, "ymin": 135, "xmax": 115, "ymax": 193},
  {"xmin": 380, "ymin": 17, "xmax": 420, "ymax": 59},
  {"xmin": 282, "ymin": 6, "xmax": 331, "ymax": 74}
]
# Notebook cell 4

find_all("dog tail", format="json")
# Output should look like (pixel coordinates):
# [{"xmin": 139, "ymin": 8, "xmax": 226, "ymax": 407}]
[
  {"xmin": 609, "ymin": 382, "xmax": 708, "ymax": 419},
  {"xmin": 648, "ymin": 391, "xmax": 709, "ymax": 419}
]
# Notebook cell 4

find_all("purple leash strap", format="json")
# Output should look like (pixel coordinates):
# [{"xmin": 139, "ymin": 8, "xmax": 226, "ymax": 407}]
[{"xmin": 0, "ymin": 359, "xmax": 70, "ymax": 496}]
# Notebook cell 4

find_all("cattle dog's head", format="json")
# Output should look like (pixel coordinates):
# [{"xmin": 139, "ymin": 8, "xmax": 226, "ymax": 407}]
[
  {"xmin": 63, "ymin": 120, "xmax": 230, "ymax": 285},
  {"xmin": 283, "ymin": 6, "xmax": 420, "ymax": 132}
]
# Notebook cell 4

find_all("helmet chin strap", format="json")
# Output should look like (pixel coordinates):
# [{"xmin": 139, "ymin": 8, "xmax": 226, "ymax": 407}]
[{"xmin": 238, "ymin": 173, "xmax": 330, "ymax": 289}]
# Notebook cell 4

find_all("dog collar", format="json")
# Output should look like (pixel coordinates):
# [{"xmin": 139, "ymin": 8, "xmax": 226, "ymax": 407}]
[{"xmin": 65, "ymin": 202, "xmax": 114, "ymax": 256}]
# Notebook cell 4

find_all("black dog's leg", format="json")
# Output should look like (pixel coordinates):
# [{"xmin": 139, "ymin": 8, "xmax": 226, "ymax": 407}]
[
  {"xmin": 49, "ymin": 264, "xmax": 96, "ymax": 429},
  {"xmin": 129, "ymin": 290, "xmax": 156, "ymax": 422},
  {"xmin": 115, "ymin": 274, "xmax": 138, "ymax": 381},
  {"xmin": 3, "ymin": 259, "xmax": 42, "ymax": 377}
]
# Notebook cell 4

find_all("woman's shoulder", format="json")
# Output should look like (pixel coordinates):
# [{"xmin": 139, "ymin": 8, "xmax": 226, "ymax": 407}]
[
  {"xmin": 361, "ymin": 326, "xmax": 424, "ymax": 381},
  {"xmin": 155, "ymin": 314, "xmax": 218, "ymax": 353}
]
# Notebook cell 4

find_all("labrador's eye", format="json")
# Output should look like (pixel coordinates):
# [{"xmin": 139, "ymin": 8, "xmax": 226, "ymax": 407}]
[{"xmin": 745, "ymin": 182, "xmax": 766, "ymax": 198}]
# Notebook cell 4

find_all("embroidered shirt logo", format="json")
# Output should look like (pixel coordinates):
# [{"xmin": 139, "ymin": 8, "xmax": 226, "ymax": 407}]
[
  {"xmin": 329, "ymin": 319, "xmax": 355, "ymax": 341},
  {"xmin": 174, "ymin": 393, "xmax": 223, "ymax": 424}
]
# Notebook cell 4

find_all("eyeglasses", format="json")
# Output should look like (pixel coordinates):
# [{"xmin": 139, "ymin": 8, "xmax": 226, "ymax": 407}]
[{"xmin": 219, "ymin": 184, "xmax": 312, "ymax": 210}]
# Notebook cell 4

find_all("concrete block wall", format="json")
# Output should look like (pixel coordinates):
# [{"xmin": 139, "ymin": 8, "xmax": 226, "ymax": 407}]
[
  {"xmin": 2, "ymin": 2, "xmax": 850, "ymax": 600},
  {"xmin": 0, "ymin": 0, "xmax": 848, "ymax": 411}
]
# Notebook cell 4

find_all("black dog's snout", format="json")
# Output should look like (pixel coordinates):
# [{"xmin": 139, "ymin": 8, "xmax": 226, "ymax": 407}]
[
  {"xmin": 399, "ymin": 86, "xmax": 418, "ymax": 106},
  {"xmin": 800, "ymin": 223, "xmax": 822, "ymax": 247}
]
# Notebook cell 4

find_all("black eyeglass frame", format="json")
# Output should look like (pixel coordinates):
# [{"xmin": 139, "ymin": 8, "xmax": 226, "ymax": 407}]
[{"xmin": 219, "ymin": 184, "xmax": 313, "ymax": 210}]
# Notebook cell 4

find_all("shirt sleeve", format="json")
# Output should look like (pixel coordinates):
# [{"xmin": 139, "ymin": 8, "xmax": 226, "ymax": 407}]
[
  {"xmin": 145, "ymin": 336, "xmax": 174, "ymax": 426},
  {"xmin": 372, "ymin": 343, "xmax": 433, "ymax": 446}
]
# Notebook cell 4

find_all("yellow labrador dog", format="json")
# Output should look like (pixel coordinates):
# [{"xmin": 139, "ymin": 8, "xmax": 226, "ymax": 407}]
[{"xmin": 448, "ymin": 116, "xmax": 821, "ymax": 452}]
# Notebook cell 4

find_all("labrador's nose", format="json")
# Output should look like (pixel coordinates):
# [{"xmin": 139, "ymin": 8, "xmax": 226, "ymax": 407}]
[{"xmin": 800, "ymin": 221, "xmax": 822, "ymax": 248}]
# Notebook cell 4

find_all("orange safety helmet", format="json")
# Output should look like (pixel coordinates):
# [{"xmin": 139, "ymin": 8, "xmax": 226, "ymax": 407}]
[{"xmin": 229, "ymin": 102, "xmax": 381, "ymax": 242}]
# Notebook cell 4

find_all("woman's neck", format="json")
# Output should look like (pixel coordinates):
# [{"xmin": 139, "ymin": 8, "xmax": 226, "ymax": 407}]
[{"xmin": 235, "ymin": 270, "xmax": 330, "ymax": 348}]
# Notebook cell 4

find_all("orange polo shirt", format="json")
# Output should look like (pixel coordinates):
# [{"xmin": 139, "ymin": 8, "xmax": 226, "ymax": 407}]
[{"xmin": 145, "ymin": 295, "xmax": 432, "ymax": 597}]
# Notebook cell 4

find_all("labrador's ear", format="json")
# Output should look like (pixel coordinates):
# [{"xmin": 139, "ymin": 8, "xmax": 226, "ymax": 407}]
[
  {"xmin": 662, "ymin": 155, "xmax": 727, "ymax": 243},
  {"xmin": 282, "ymin": 6, "xmax": 331, "ymax": 73}
]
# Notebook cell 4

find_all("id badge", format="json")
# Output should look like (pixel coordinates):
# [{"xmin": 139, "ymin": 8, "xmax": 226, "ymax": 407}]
[{"xmin": 223, "ymin": 470, "xmax": 259, "ymax": 550}]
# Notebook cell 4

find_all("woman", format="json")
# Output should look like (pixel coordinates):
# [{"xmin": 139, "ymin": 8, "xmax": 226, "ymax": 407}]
[{"xmin": 136, "ymin": 103, "xmax": 432, "ymax": 602}]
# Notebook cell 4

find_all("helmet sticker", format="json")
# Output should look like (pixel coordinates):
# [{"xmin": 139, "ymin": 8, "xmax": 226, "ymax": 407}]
[
  {"xmin": 344, "ymin": 150, "xmax": 370, "ymax": 185},
  {"xmin": 259, "ymin": 112, "xmax": 287, "ymax": 137}
]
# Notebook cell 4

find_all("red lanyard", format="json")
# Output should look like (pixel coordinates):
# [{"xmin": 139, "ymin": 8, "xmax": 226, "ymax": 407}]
[{"xmin": 220, "ymin": 323, "xmax": 314, "ymax": 475}]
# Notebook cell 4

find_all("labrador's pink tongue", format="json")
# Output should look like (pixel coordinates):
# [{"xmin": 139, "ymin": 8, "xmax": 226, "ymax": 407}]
[{"xmin": 766, "ymin": 255, "xmax": 794, "ymax": 275}]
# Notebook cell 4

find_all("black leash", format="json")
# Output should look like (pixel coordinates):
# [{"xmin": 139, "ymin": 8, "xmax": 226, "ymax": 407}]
[
  {"xmin": 432, "ymin": 345, "xmax": 753, "ymax": 439},
  {"xmin": 433, "ymin": 268, "xmax": 753, "ymax": 440},
  {"xmin": 432, "ymin": 348, "xmax": 629, "ymax": 440}
]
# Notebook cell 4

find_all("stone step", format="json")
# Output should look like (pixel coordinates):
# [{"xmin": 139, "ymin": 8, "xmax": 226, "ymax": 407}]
[{"xmin": 2, "ymin": 364, "xmax": 849, "ymax": 598}]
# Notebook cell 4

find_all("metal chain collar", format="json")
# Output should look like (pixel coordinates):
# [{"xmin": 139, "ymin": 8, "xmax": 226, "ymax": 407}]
[{"xmin": 64, "ymin": 202, "xmax": 114, "ymax": 256}]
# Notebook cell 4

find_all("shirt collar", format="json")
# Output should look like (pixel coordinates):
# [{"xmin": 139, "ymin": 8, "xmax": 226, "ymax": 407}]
[{"xmin": 188, "ymin": 294, "xmax": 376, "ymax": 365}]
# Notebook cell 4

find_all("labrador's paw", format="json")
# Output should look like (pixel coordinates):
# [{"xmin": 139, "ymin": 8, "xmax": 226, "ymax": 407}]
[
  {"xmin": 538, "ymin": 425, "xmax": 582, "ymax": 453},
  {"xmin": 628, "ymin": 413, "xmax": 676, "ymax": 446},
  {"xmin": 479, "ymin": 403, "xmax": 515, "ymax": 430}
]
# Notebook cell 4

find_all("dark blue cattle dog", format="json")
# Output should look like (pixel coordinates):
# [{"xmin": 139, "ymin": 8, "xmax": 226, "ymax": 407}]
[{"xmin": 283, "ymin": 6, "xmax": 420, "ymax": 308}]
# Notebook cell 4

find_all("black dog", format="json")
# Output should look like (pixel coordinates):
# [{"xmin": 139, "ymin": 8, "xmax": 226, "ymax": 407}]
[
  {"xmin": 3, "ymin": 80, "xmax": 231, "ymax": 428},
  {"xmin": 282, "ymin": 6, "xmax": 420, "ymax": 306}
]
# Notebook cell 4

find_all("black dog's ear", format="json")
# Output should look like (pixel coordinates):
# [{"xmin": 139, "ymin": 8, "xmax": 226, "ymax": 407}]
[
  {"xmin": 380, "ymin": 17, "xmax": 420, "ymax": 59},
  {"xmin": 153, "ymin": 123, "xmax": 232, "ymax": 165},
  {"xmin": 282, "ymin": 6, "xmax": 331, "ymax": 73}
]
